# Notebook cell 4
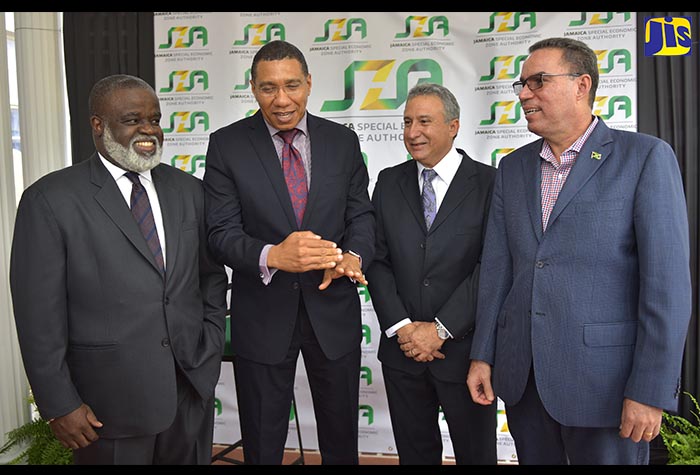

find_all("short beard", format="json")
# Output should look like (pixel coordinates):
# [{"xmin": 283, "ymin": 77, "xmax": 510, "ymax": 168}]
[{"xmin": 103, "ymin": 124, "xmax": 162, "ymax": 172}]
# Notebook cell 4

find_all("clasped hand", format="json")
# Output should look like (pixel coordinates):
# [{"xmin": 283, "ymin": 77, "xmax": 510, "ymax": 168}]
[
  {"xmin": 396, "ymin": 322, "xmax": 445, "ymax": 362},
  {"xmin": 267, "ymin": 230, "xmax": 367, "ymax": 290}
]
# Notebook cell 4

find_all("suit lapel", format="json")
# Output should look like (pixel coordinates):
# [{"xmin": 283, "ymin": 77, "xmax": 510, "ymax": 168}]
[
  {"xmin": 397, "ymin": 160, "xmax": 426, "ymax": 232},
  {"xmin": 520, "ymin": 140, "xmax": 545, "ymax": 242},
  {"xmin": 152, "ymin": 165, "xmax": 181, "ymax": 277},
  {"xmin": 249, "ymin": 112, "xmax": 298, "ymax": 229},
  {"xmin": 303, "ymin": 114, "xmax": 325, "ymax": 229},
  {"xmin": 429, "ymin": 151, "xmax": 477, "ymax": 234},
  {"xmin": 546, "ymin": 120, "xmax": 613, "ymax": 229},
  {"xmin": 90, "ymin": 155, "xmax": 162, "ymax": 273}
]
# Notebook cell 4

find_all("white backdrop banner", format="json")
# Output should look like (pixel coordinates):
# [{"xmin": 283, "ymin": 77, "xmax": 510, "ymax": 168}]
[{"xmin": 154, "ymin": 11, "xmax": 637, "ymax": 462}]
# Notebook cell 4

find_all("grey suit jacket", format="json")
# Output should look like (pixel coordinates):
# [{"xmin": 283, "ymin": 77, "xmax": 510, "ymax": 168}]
[
  {"xmin": 470, "ymin": 118, "xmax": 692, "ymax": 426},
  {"xmin": 10, "ymin": 154, "xmax": 228, "ymax": 438},
  {"xmin": 367, "ymin": 149, "xmax": 496, "ymax": 383}
]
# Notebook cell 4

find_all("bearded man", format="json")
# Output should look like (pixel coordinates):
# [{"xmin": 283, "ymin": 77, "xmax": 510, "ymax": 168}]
[{"xmin": 9, "ymin": 74, "xmax": 228, "ymax": 465}]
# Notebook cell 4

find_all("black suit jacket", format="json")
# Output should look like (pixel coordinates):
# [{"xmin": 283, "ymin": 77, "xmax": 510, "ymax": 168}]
[
  {"xmin": 10, "ymin": 154, "xmax": 228, "ymax": 438},
  {"xmin": 203, "ymin": 111, "xmax": 375, "ymax": 364},
  {"xmin": 366, "ymin": 149, "xmax": 495, "ymax": 383}
]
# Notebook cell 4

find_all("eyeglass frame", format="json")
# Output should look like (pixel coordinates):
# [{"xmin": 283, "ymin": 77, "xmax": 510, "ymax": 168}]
[
  {"xmin": 512, "ymin": 72, "xmax": 583, "ymax": 95},
  {"xmin": 254, "ymin": 80, "xmax": 307, "ymax": 98}
]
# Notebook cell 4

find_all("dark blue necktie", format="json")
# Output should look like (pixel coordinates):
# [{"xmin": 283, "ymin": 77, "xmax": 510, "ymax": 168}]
[
  {"xmin": 422, "ymin": 168, "xmax": 438, "ymax": 230},
  {"xmin": 125, "ymin": 172, "xmax": 165, "ymax": 274},
  {"xmin": 278, "ymin": 129, "xmax": 308, "ymax": 227}
]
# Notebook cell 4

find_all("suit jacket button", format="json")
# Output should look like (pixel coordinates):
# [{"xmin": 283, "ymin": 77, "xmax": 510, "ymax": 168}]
[
  {"xmin": 423, "ymin": 279, "xmax": 430, "ymax": 287},
  {"xmin": 161, "ymin": 338, "xmax": 170, "ymax": 347},
  {"xmin": 420, "ymin": 242, "xmax": 426, "ymax": 249},
  {"xmin": 293, "ymin": 282, "xmax": 300, "ymax": 290},
  {"xmin": 536, "ymin": 261, "xmax": 545, "ymax": 269}
]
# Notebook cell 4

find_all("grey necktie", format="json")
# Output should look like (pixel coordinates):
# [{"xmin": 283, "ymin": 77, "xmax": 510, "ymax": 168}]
[{"xmin": 422, "ymin": 168, "xmax": 438, "ymax": 230}]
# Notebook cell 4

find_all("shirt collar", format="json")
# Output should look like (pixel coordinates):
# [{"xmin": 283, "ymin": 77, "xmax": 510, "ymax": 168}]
[{"xmin": 98, "ymin": 152, "xmax": 155, "ymax": 184}]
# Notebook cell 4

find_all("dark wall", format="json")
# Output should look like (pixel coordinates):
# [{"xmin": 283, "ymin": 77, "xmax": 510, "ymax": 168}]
[{"xmin": 63, "ymin": 12, "xmax": 154, "ymax": 165}]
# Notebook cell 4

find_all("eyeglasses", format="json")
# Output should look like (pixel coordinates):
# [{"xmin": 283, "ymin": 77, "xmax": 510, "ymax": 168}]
[
  {"xmin": 256, "ymin": 82, "xmax": 305, "ymax": 98},
  {"xmin": 512, "ymin": 72, "xmax": 583, "ymax": 95}
]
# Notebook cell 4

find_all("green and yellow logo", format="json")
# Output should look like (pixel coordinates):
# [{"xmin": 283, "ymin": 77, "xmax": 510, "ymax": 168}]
[
  {"xmin": 162, "ymin": 111, "xmax": 210, "ymax": 134},
  {"xmin": 480, "ymin": 55, "xmax": 528, "ymax": 82},
  {"xmin": 171, "ymin": 155, "xmax": 206, "ymax": 174},
  {"xmin": 234, "ymin": 69, "xmax": 252, "ymax": 91},
  {"xmin": 491, "ymin": 148, "xmax": 515, "ymax": 167},
  {"xmin": 233, "ymin": 23, "xmax": 285, "ymax": 46},
  {"xmin": 595, "ymin": 49, "xmax": 632, "ymax": 74},
  {"xmin": 320, "ymin": 59, "xmax": 442, "ymax": 112},
  {"xmin": 479, "ymin": 101, "xmax": 522, "ymax": 126},
  {"xmin": 395, "ymin": 15, "xmax": 448, "ymax": 38},
  {"xmin": 160, "ymin": 70, "xmax": 209, "ymax": 93},
  {"xmin": 315, "ymin": 18, "xmax": 367, "ymax": 42},
  {"xmin": 478, "ymin": 12, "xmax": 536, "ymax": 34},
  {"xmin": 594, "ymin": 95, "xmax": 632, "ymax": 120},
  {"xmin": 159, "ymin": 26, "xmax": 208, "ymax": 49},
  {"xmin": 569, "ymin": 12, "xmax": 631, "ymax": 26}
]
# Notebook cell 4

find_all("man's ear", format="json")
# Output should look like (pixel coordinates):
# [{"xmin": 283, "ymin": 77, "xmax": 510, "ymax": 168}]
[{"xmin": 90, "ymin": 115, "xmax": 104, "ymax": 136}]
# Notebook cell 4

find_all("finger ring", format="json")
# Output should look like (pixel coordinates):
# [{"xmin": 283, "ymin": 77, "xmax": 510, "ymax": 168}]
[
  {"xmin": 645, "ymin": 432, "xmax": 653, "ymax": 436},
  {"xmin": 410, "ymin": 349, "xmax": 415, "ymax": 356}
]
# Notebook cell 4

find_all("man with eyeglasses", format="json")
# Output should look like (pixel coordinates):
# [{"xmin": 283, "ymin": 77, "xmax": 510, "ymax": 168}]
[
  {"xmin": 467, "ymin": 37, "xmax": 691, "ymax": 465},
  {"xmin": 203, "ymin": 40, "xmax": 375, "ymax": 464}
]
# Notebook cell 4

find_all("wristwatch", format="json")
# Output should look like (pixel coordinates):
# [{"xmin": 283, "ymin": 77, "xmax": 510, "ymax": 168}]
[
  {"xmin": 343, "ymin": 250, "xmax": 361, "ymax": 259},
  {"xmin": 435, "ymin": 321, "xmax": 450, "ymax": 340}
]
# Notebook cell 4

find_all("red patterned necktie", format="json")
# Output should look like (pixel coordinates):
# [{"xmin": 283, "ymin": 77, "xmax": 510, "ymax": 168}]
[
  {"xmin": 278, "ymin": 128, "xmax": 308, "ymax": 227},
  {"xmin": 125, "ymin": 172, "xmax": 165, "ymax": 275}
]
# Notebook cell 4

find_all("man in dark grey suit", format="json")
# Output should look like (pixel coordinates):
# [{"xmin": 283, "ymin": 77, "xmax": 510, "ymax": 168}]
[
  {"xmin": 203, "ymin": 40, "xmax": 375, "ymax": 464},
  {"xmin": 10, "ymin": 74, "xmax": 228, "ymax": 464},
  {"xmin": 366, "ymin": 83, "xmax": 497, "ymax": 464}
]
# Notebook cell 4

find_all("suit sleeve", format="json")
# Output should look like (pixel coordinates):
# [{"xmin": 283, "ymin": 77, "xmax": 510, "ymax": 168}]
[
  {"xmin": 9, "ymin": 187, "xmax": 83, "ymax": 420},
  {"xmin": 624, "ymin": 139, "xmax": 692, "ymax": 410},
  {"xmin": 366, "ymin": 170, "xmax": 408, "ymax": 331},
  {"xmin": 470, "ymin": 164, "xmax": 513, "ymax": 365},
  {"xmin": 339, "ymin": 131, "xmax": 375, "ymax": 269},
  {"xmin": 203, "ymin": 131, "xmax": 267, "ymax": 276},
  {"xmin": 435, "ymin": 172, "xmax": 495, "ymax": 339}
]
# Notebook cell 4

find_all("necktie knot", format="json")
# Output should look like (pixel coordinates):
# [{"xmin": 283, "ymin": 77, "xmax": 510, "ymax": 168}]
[
  {"xmin": 422, "ymin": 168, "xmax": 437, "ymax": 184},
  {"xmin": 124, "ymin": 171, "xmax": 141, "ymax": 186},
  {"xmin": 278, "ymin": 128, "xmax": 300, "ymax": 145}
]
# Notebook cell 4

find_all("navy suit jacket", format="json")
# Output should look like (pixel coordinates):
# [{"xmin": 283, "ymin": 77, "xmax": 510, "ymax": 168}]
[
  {"xmin": 10, "ymin": 155, "xmax": 228, "ymax": 438},
  {"xmin": 470, "ymin": 118, "xmax": 692, "ymax": 426},
  {"xmin": 367, "ymin": 149, "xmax": 495, "ymax": 383},
  {"xmin": 203, "ymin": 111, "xmax": 375, "ymax": 364}
]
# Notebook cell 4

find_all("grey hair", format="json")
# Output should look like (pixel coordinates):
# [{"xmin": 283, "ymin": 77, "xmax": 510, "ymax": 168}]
[{"xmin": 406, "ymin": 82, "xmax": 460, "ymax": 123}]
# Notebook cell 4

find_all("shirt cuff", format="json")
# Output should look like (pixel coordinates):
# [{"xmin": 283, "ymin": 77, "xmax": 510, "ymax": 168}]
[
  {"xmin": 385, "ymin": 318, "xmax": 412, "ymax": 338},
  {"xmin": 259, "ymin": 244, "xmax": 277, "ymax": 285}
]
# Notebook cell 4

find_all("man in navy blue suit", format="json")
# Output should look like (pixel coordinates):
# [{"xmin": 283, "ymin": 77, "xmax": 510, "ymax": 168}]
[
  {"xmin": 203, "ymin": 40, "xmax": 375, "ymax": 465},
  {"xmin": 467, "ymin": 37, "xmax": 692, "ymax": 465}
]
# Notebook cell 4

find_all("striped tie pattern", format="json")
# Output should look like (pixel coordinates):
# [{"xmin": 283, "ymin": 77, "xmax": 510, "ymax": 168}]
[
  {"xmin": 125, "ymin": 172, "xmax": 165, "ymax": 274},
  {"xmin": 278, "ymin": 128, "xmax": 308, "ymax": 227},
  {"xmin": 421, "ymin": 168, "xmax": 438, "ymax": 230}
]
